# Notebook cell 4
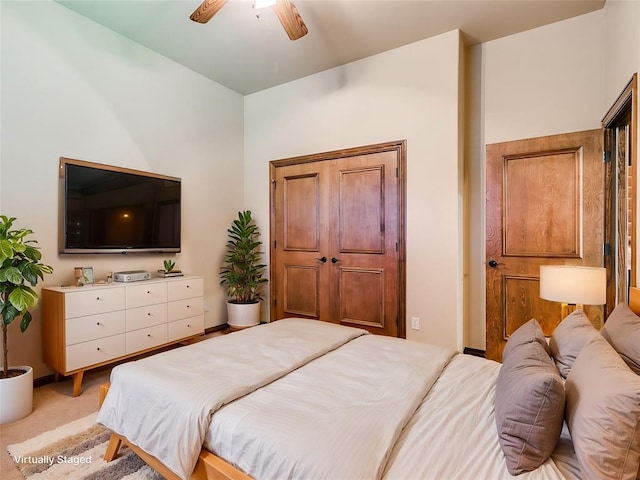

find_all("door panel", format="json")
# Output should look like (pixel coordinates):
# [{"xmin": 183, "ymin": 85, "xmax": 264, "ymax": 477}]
[
  {"xmin": 329, "ymin": 152, "xmax": 398, "ymax": 336},
  {"xmin": 503, "ymin": 150, "xmax": 581, "ymax": 257},
  {"xmin": 273, "ymin": 162, "xmax": 329, "ymax": 321},
  {"xmin": 283, "ymin": 174, "xmax": 320, "ymax": 250},
  {"xmin": 339, "ymin": 268, "xmax": 384, "ymax": 329},
  {"xmin": 339, "ymin": 166, "xmax": 385, "ymax": 253},
  {"xmin": 271, "ymin": 141, "xmax": 405, "ymax": 338},
  {"xmin": 486, "ymin": 129, "xmax": 604, "ymax": 361},
  {"xmin": 283, "ymin": 265, "xmax": 319, "ymax": 317}
]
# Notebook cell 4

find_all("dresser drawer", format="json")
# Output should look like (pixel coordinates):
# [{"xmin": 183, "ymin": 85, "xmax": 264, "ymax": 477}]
[
  {"xmin": 126, "ymin": 324, "xmax": 168, "ymax": 353},
  {"xmin": 65, "ymin": 288, "xmax": 125, "ymax": 319},
  {"xmin": 126, "ymin": 282, "xmax": 168, "ymax": 309},
  {"xmin": 167, "ymin": 278, "xmax": 203, "ymax": 301},
  {"xmin": 126, "ymin": 303, "xmax": 168, "ymax": 331},
  {"xmin": 65, "ymin": 311, "xmax": 126, "ymax": 346},
  {"xmin": 168, "ymin": 298, "xmax": 204, "ymax": 321},
  {"xmin": 66, "ymin": 334, "xmax": 125, "ymax": 371},
  {"xmin": 168, "ymin": 315, "xmax": 204, "ymax": 342}
]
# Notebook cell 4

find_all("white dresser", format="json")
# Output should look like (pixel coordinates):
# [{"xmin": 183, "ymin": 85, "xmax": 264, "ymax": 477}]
[{"xmin": 42, "ymin": 275, "xmax": 204, "ymax": 396}]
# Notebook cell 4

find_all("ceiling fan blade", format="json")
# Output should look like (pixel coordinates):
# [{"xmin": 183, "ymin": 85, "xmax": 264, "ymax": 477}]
[
  {"xmin": 190, "ymin": 0, "xmax": 229, "ymax": 24},
  {"xmin": 273, "ymin": 0, "xmax": 308, "ymax": 41}
]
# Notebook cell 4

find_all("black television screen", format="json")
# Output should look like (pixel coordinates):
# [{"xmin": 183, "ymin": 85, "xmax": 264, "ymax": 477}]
[{"xmin": 60, "ymin": 158, "xmax": 181, "ymax": 254}]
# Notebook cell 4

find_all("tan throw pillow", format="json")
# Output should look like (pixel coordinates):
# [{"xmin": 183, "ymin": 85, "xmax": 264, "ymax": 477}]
[
  {"xmin": 495, "ymin": 340, "xmax": 565, "ymax": 475},
  {"xmin": 601, "ymin": 303, "xmax": 640, "ymax": 375},
  {"xmin": 565, "ymin": 335, "xmax": 640, "ymax": 480},
  {"xmin": 502, "ymin": 318, "xmax": 550, "ymax": 361},
  {"xmin": 549, "ymin": 309, "xmax": 599, "ymax": 378}
]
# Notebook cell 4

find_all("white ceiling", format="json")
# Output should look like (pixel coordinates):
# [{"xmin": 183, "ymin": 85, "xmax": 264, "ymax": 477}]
[{"xmin": 55, "ymin": 0, "xmax": 606, "ymax": 95}]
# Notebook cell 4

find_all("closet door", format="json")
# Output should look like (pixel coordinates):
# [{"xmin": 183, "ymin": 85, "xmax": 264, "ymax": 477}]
[
  {"xmin": 272, "ymin": 161, "xmax": 331, "ymax": 322},
  {"xmin": 327, "ymin": 151, "xmax": 399, "ymax": 335},
  {"xmin": 270, "ymin": 141, "xmax": 405, "ymax": 338}
]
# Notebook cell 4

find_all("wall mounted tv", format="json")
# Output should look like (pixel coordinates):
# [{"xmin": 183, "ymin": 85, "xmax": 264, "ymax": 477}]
[{"xmin": 59, "ymin": 157, "xmax": 181, "ymax": 254}]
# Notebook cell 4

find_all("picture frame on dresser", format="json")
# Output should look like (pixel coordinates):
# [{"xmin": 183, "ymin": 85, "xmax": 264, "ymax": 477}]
[
  {"xmin": 41, "ymin": 275, "xmax": 205, "ymax": 396},
  {"xmin": 82, "ymin": 267, "xmax": 94, "ymax": 285}
]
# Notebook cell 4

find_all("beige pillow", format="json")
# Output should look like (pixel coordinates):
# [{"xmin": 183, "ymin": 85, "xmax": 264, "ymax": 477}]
[
  {"xmin": 601, "ymin": 303, "xmax": 640, "ymax": 375},
  {"xmin": 502, "ymin": 318, "xmax": 550, "ymax": 361},
  {"xmin": 495, "ymin": 340, "xmax": 565, "ymax": 475},
  {"xmin": 549, "ymin": 309, "xmax": 599, "ymax": 378},
  {"xmin": 565, "ymin": 335, "xmax": 640, "ymax": 480}
]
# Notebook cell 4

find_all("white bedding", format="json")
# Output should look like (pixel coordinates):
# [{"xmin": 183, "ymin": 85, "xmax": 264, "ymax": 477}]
[
  {"xmin": 97, "ymin": 318, "xmax": 367, "ymax": 479},
  {"xmin": 383, "ymin": 354, "xmax": 581, "ymax": 480},
  {"xmin": 99, "ymin": 319, "xmax": 582, "ymax": 480},
  {"xmin": 204, "ymin": 335, "xmax": 455, "ymax": 479}
]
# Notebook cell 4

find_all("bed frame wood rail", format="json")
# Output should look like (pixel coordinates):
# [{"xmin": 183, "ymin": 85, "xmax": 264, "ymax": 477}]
[{"xmin": 99, "ymin": 384, "xmax": 251, "ymax": 480}]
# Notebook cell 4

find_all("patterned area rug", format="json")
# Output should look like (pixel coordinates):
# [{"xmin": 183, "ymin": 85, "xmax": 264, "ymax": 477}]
[{"xmin": 7, "ymin": 413, "xmax": 161, "ymax": 480}]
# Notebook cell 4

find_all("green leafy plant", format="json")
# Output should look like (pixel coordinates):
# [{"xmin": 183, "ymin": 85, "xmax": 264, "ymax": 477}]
[
  {"xmin": 220, "ymin": 211, "xmax": 267, "ymax": 304},
  {"xmin": 0, "ymin": 216, "xmax": 53, "ymax": 379},
  {"xmin": 163, "ymin": 260, "xmax": 175, "ymax": 272}
]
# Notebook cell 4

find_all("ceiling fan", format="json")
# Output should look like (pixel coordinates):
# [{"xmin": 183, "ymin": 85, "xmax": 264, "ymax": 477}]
[{"xmin": 190, "ymin": 0, "xmax": 309, "ymax": 41}]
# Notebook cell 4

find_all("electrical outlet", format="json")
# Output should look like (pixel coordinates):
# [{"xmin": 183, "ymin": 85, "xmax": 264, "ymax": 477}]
[{"xmin": 411, "ymin": 316, "xmax": 420, "ymax": 330}]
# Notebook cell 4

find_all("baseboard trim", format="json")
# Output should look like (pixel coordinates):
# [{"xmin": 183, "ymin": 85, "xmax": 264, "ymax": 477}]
[
  {"xmin": 463, "ymin": 347, "xmax": 486, "ymax": 358},
  {"xmin": 205, "ymin": 324, "xmax": 230, "ymax": 334},
  {"xmin": 34, "ymin": 374, "xmax": 56, "ymax": 388}
]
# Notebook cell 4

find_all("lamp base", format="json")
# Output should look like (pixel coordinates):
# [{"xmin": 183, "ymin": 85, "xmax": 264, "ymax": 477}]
[{"xmin": 561, "ymin": 303, "xmax": 584, "ymax": 318}]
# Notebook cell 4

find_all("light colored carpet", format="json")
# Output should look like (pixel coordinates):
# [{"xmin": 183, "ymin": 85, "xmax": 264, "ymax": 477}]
[{"xmin": 7, "ymin": 412, "xmax": 161, "ymax": 480}]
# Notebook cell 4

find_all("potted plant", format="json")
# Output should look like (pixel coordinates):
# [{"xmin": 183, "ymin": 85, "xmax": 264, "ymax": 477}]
[
  {"xmin": 0, "ymin": 215, "xmax": 53, "ymax": 424},
  {"xmin": 220, "ymin": 211, "xmax": 267, "ymax": 329}
]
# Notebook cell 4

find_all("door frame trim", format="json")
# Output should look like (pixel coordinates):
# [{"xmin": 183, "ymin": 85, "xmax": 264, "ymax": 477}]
[
  {"xmin": 602, "ymin": 73, "xmax": 638, "ymax": 316},
  {"xmin": 269, "ymin": 140, "xmax": 407, "ymax": 338}
]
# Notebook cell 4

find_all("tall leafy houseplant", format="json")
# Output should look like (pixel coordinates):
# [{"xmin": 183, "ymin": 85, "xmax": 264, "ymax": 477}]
[
  {"xmin": 220, "ymin": 211, "xmax": 267, "ymax": 329},
  {"xmin": 0, "ymin": 216, "xmax": 53, "ymax": 379},
  {"xmin": 220, "ymin": 211, "xmax": 267, "ymax": 303}
]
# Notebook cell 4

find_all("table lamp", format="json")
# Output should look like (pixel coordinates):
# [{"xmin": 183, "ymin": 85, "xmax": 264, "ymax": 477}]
[{"xmin": 539, "ymin": 265, "xmax": 607, "ymax": 318}]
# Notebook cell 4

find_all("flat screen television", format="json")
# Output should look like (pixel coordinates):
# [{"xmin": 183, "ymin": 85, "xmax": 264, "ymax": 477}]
[{"xmin": 59, "ymin": 157, "xmax": 181, "ymax": 254}]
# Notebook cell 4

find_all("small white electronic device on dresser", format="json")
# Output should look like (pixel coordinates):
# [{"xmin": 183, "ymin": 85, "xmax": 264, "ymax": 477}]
[{"xmin": 42, "ymin": 275, "xmax": 204, "ymax": 396}]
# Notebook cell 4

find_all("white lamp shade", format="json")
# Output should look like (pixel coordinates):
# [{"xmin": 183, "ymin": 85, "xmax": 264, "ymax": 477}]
[{"xmin": 539, "ymin": 265, "xmax": 606, "ymax": 305}]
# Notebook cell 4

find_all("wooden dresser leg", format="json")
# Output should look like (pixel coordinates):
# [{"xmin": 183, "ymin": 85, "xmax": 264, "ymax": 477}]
[
  {"xmin": 104, "ymin": 433, "xmax": 122, "ymax": 461},
  {"xmin": 72, "ymin": 371, "xmax": 84, "ymax": 397}
]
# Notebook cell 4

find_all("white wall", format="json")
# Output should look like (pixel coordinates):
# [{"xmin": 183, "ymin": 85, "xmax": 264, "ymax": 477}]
[
  {"xmin": 244, "ymin": 30, "xmax": 465, "ymax": 350},
  {"xmin": 0, "ymin": 1, "xmax": 244, "ymax": 377},
  {"xmin": 465, "ymin": 11, "xmax": 606, "ymax": 349}
]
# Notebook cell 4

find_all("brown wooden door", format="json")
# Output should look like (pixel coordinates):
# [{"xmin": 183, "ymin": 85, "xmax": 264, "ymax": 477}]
[
  {"xmin": 485, "ymin": 130, "xmax": 604, "ymax": 361},
  {"xmin": 270, "ymin": 141, "xmax": 406, "ymax": 337}
]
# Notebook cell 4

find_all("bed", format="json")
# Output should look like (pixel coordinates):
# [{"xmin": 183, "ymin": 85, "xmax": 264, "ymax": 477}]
[{"xmin": 98, "ymin": 296, "xmax": 640, "ymax": 480}]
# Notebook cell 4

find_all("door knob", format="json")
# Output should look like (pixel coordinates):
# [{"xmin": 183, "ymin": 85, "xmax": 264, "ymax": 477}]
[
  {"xmin": 488, "ymin": 259, "xmax": 504, "ymax": 268},
  {"xmin": 331, "ymin": 257, "xmax": 339, "ymax": 264},
  {"xmin": 316, "ymin": 256, "xmax": 327, "ymax": 263}
]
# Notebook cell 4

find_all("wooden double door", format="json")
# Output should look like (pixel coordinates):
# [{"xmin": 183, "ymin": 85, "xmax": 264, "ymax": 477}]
[{"xmin": 270, "ymin": 141, "xmax": 406, "ymax": 337}]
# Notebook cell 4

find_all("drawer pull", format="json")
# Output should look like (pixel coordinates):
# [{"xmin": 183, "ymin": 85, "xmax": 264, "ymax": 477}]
[
  {"xmin": 96, "ymin": 322, "xmax": 101, "ymax": 326},
  {"xmin": 187, "ymin": 305, "xmax": 191, "ymax": 308},
  {"xmin": 187, "ymin": 324, "xmax": 190, "ymax": 328},
  {"xmin": 186, "ymin": 285, "xmax": 190, "ymax": 288},
  {"xmin": 96, "ymin": 347, "xmax": 100, "ymax": 351},
  {"xmin": 147, "ymin": 291, "xmax": 151, "ymax": 294},
  {"xmin": 147, "ymin": 334, "xmax": 151, "ymax": 337},
  {"xmin": 147, "ymin": 312, "xmax": 152, "ymax": 316},
  {"xmin": 96, "ymin": 297, "xmax": 100, "ymax": 301}
]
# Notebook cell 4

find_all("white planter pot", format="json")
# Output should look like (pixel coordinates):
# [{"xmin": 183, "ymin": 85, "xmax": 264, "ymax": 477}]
[
  {"xmin": 227, "ymin": 301, "xmax": 261, "ymax": 329},
  {"xmin": 0, "ymin": 366, "xmax": 33, "ymax": 424}
]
